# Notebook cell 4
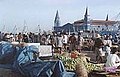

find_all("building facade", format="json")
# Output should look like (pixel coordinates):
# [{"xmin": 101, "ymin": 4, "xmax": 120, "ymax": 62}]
[{"xmin": 54, "ymin": 8, "xmax": 120, "ymax": 33}]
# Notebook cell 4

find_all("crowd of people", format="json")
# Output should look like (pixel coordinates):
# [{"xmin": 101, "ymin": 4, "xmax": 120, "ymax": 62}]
[
  {"xmin": 1, "ymin": 31, "xmax": 120, "ymax": 68},
  {"xmin": 0, "ymin": 32, "xmax": 85, "ymax": 52},
  {"xmin": 93, "ymin": 33, "xmax": 120, "ymax": 69}
]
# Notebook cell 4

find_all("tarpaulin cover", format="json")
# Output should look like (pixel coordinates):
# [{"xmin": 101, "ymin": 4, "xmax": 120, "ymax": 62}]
[
  {"xmin": 0, "ymin": 41, "xmax": 76, "ymax": 77},
  {"xmin": 0, "ymin": 41, "xmax": 17, "ymax": 64},
  {"xmin": 0, "ymin": 41, "xmax": 17, "ymax": 69},
  {"xmin": 16, "ymin": 60, "xmax": 75, "ymax": 77}
]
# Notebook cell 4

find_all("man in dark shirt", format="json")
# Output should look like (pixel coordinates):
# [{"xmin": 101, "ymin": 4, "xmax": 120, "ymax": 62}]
[
  {"xmin": 69, "ymin": 33, "xmax": 77, "ymax": 52},
  {"xmin": 94, "ymin": 34, "xmax": 104, "ymax": 63}
]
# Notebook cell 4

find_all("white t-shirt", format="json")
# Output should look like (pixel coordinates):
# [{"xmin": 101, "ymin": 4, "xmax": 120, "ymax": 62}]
[
  {"xmin": 6, "ymin": 34, "xmax": 10, "ymax": 39},
  {"xmin": 58, "ymin": 36, "xmax": 63, "ymax": 47},
  {"xmin": 106, "ymin": 54, "xmax": 120, "ymax": 67},
  {"xmin": 103, "ymin": 40, "xmax": 112, "ymax": 47},
  {"xmin": 62, "ymin": 35, "xmax": 68, "ymax": 44},
  {"xmin": 106, "ymin": 46, "xmax": 111, "ymax": 55},
  {"xmin": 99, "ymin": 48, "xmax": 105, "ymax": 56}
]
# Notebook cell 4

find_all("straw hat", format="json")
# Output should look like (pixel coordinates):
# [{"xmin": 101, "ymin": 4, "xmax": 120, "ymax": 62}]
[{"xmin": 96, "ymin": 34, "xmax": 101, "ymax": 38}]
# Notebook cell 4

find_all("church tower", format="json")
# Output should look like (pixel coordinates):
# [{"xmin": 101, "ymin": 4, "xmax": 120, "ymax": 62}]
[
  {"xmin": 84, "ymin": 7, "xmax": 90, "ymax": 31},
  {"xmin": 105, "ymin": 14, "xmax": 109, "ymax": 31},
  {"xmin": 106, "ymin": 14, "xmax": 109, "ymax": 21},
  {"xmin": 54, "ymin": 10, "xmax": 60, "ymax": 27}
]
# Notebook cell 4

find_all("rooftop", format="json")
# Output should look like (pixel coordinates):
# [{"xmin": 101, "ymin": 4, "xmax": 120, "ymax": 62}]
[{"xmin": 74, "ymin": 19, "xmax": 117, "ymax": 26}]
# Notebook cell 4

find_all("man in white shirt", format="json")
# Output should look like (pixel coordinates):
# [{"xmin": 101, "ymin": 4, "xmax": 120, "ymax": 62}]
[
  {"xmin": 62, "ymin": 33, "xmax": 68, "ymax": 51},
  {"xmin": 106, "ymin": 47, "xmax": 120, "ymax": 68},
  {"xmin": 103, "ymin": 35, "xmax": 112, "ymax": 47}
]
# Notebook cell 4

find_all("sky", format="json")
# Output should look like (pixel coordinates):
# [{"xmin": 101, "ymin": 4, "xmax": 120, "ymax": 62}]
[{"xmin": 0, "ymin": 0, "xmax": 120, "ymax": 33}]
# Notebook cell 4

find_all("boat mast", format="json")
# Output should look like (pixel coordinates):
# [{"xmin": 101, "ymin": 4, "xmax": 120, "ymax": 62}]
[
  {"xmin": 22, "ymin": 20, "xmax": 28, "ymax": 34},
  {"xmin": 2, "ymin": 25, "xmax": 5, "ymax": 33},
  {"xmin": 12, "ymin": 25, "xmax": 17, "ymax": 34}
]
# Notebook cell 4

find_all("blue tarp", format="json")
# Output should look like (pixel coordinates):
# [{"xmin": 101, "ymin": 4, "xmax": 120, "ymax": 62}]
[
  {"xmin": 0, "ymin": 41, "xmax": 76, "ymax": 77},
  {"xmin": 17, "ymin": 60, "xmax": 75, "ymax": 77},
  {"xmin": 0, "ymin": 41, "xmax": 17, "ymax": 69}
]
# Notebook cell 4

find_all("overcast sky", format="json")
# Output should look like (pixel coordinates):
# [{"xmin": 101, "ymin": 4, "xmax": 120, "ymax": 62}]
[{"xmin": 0, "ymin": 0, "xmax": 120, "ymax": 32}]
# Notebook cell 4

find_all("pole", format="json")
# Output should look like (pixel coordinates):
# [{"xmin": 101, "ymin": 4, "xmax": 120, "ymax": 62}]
[{"xmin": 2, "ymin": 25, "xmax": 5, "ymax": 33}]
